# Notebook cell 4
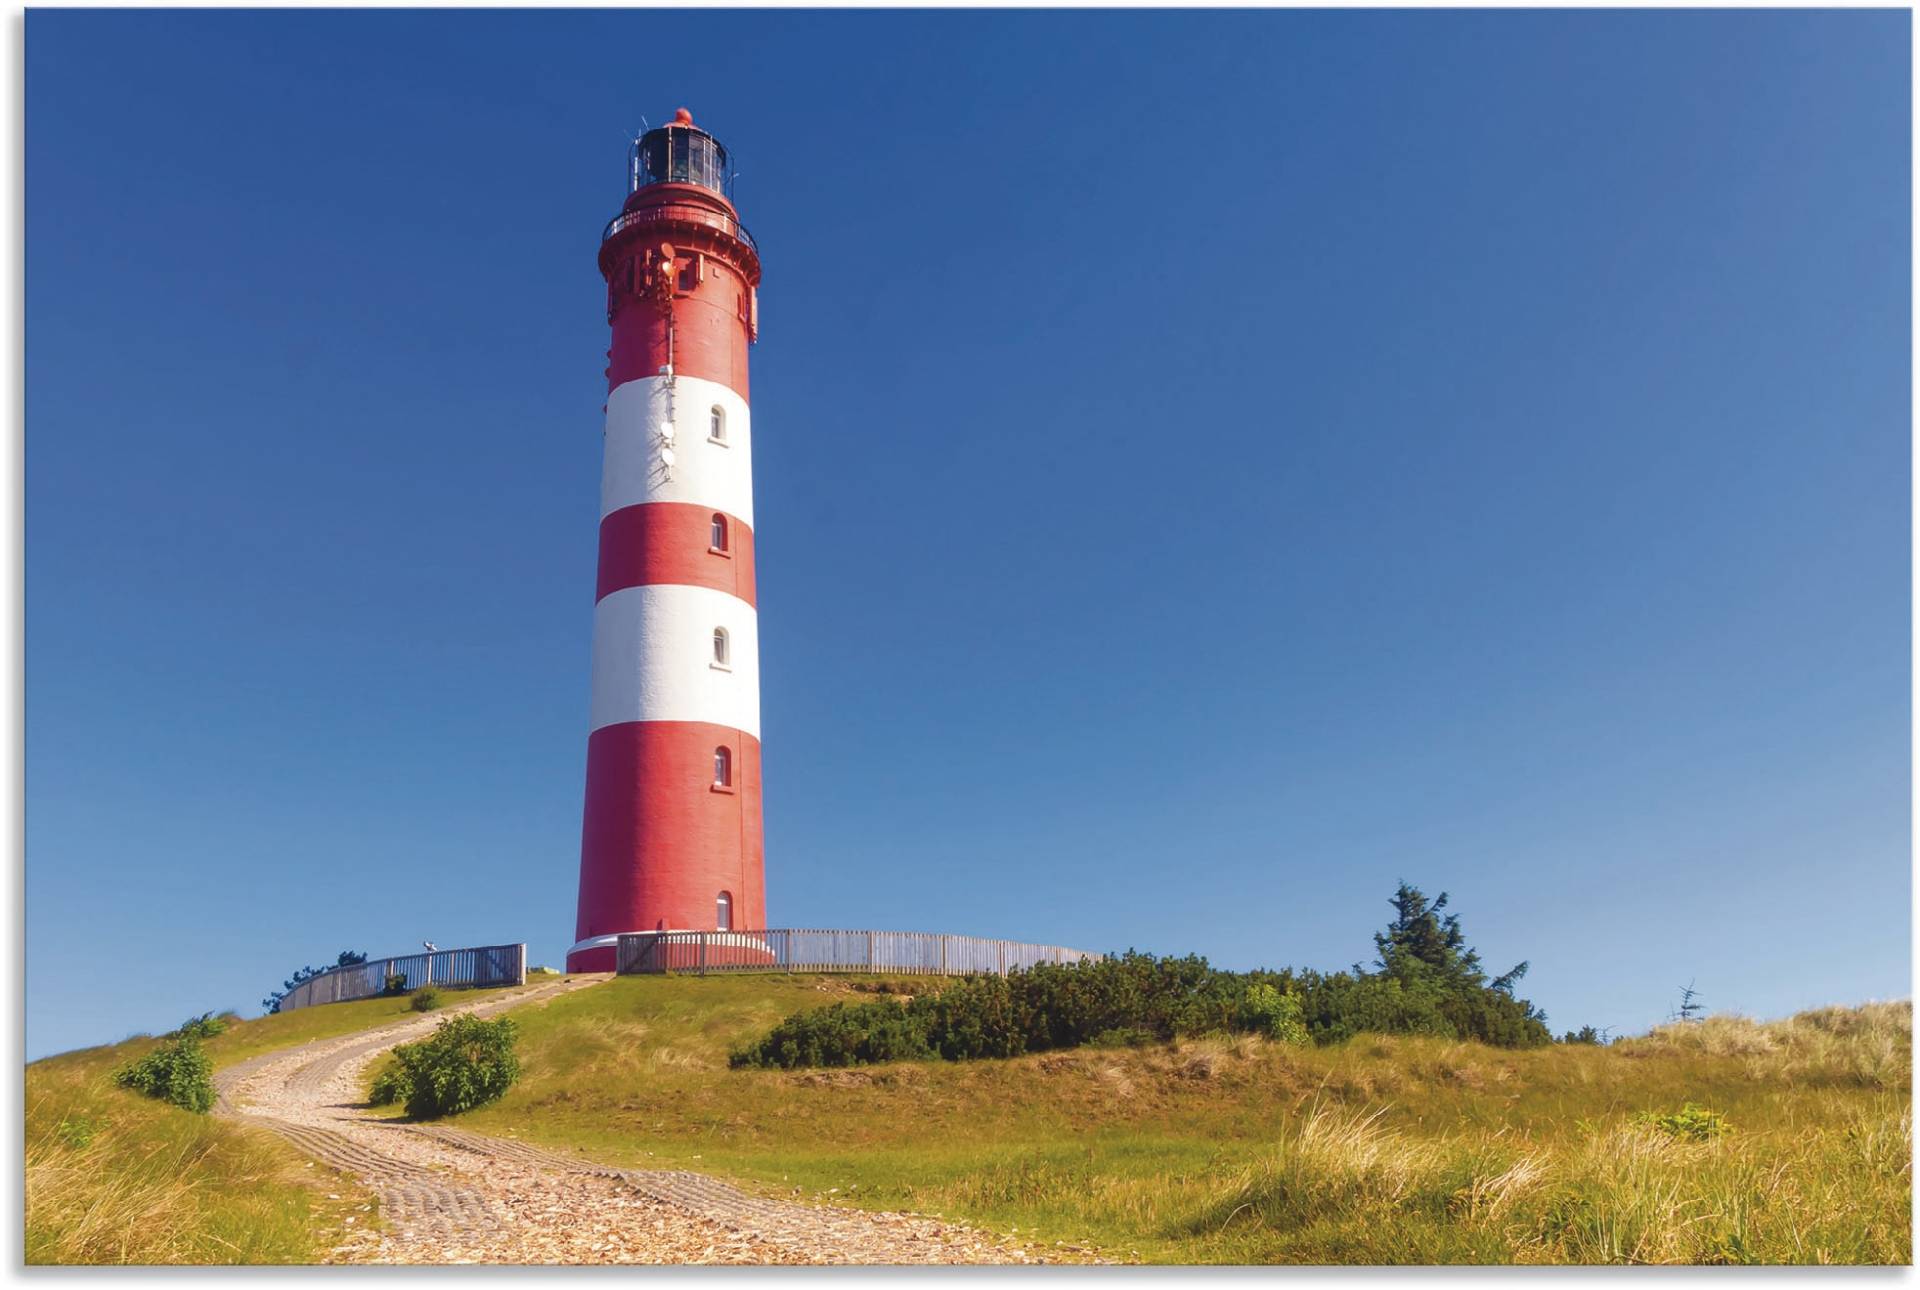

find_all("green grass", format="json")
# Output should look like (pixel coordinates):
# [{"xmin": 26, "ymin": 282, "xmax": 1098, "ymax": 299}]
[
  {"xmin": 24, "ymin": 981, "xmax": 556, "ymax": 1263},
  {"xmin": 199, "ymin": 982, "xmax": 551, "ymax": 1070},
  {"xmin": 446, "ymin": 977, "xmax": 1910, "ymax": 1264},
  {"xmin": 26, "ymin": 1033, "xmax": 375, "ymax": 1263},
  {"xmin": 29, "ymin": 978, "xmax": 1909, "ymax": 1264}
]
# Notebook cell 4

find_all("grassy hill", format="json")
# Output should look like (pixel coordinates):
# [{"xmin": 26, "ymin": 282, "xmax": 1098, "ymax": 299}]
[
  {"xmin": 28, "ymin": 977, "xmax": 1911, "ymax": 1264},
  {"xmin": 24, "ymin": 985, "xmax": 551, "ymax": 1264},
  {"xmin": 441, "ymin": 977, "xmax": 1910, "ymax": 1264}
]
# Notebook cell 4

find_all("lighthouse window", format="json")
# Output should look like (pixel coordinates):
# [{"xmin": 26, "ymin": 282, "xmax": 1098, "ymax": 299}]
[
  {"xmin": 716, "ymin": 891, "xmax": 733, "ymax": 931},
  {"xmin": 712, "ymin": 627, "xmax": 731, "ymax": 668},
  {"xmin": 713, "ymin": 746, "xmax": 733, "ymax": 788},
  {"xmin": 708, "ymin": 406, "xmax": 727, "ymax": 444},
  {"xmin": 710, "ymin": 513, "xmax": 728, "ymax": 552}
]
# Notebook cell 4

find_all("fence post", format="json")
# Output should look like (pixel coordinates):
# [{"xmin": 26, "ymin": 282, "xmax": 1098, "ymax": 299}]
[
  {"xmin": 868, "ymin": 931, "xmax": 876, "ymax": 972},
  {"xmin": 939, "ymin": 935, "xmax": 948, "ymax": 976},
  {"xmin": 700, "ymin": 933, "xmax": 709, "ymax": 976}
]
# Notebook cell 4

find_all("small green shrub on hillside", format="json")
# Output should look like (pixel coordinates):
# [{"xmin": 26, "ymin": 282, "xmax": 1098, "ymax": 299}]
[
  {"xmin": 387, "ymin": 1015, "xmax": 520, "ymax": 1118},
  {"xmin": 113, "ymin": 1038, "xmax": 214, "ymax": 1114},
  {"xmin": 366, "ymin": 1061, "xmax": 408, "ymax": 1107},
  {"xmin": 168, "ymin": 1012, "xmax": 230, "ymax": 1042},
  {"xmin": 383, "ymin": 973, "xmax": 410, "ymax": 997},
  {"xmin": 53, "ymin": 1116, "xmax": 97, "ymax": 1149},
  {"xmin": 409, "ymin": 987, "xmax": 442, "ymax": 1012},
  {"xmin": 1239, "ymin": 983, "xmax": 1309, "ymax": 1044},
  {"xmin": 1635, "ymin": 1103, "xmax": 1732, "ymax": 1142}
]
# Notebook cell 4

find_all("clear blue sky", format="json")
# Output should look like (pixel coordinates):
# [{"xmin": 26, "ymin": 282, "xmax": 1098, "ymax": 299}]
[{"xmin": 26, "ymin": 10, "xmax": 1909, "ymax": 1059}]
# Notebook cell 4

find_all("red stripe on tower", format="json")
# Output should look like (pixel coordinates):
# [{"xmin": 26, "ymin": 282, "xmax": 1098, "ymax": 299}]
[{"xmin": 570, "ymin": 108, "xmax": 766, "ymax": 973}]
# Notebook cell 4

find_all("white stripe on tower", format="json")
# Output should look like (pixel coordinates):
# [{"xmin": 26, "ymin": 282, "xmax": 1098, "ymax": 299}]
[
  {"xmin": 601, "ymin": 375, "xmax": 755, "ymax": 524},
  {"xmin": 589, "ymin": 583, "xmax": 761, "ymax": 736}
]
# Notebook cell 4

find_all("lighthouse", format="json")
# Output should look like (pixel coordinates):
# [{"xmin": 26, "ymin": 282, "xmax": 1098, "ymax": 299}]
[{"xmin": 568, "ymin": 109, "xmax": 765, "ymax": 973}]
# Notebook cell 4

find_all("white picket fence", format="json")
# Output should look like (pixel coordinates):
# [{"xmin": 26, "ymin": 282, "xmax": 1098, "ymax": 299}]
[
  {"xmin": 277, "ymin": 943, "xmax": 527, "ymax": 1011},
  {"xmin": 616, "ymin": 929, "xmax": 1100, "ymax": 977}
]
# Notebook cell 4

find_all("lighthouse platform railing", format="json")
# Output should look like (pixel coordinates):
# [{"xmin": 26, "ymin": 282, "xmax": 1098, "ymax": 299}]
[{"xmin": 614, "ymin": 929, "xmax": 1100, "ymax": 977}]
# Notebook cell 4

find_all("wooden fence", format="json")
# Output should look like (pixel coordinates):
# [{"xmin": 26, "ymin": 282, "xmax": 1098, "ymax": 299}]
[
  {"xmin": 278, "ymin": 943, "xmax": 528, "ymax": 1011},
  {"xmin": 615, "ymin": 929, "xmax": 1100, "ymax": 977}
]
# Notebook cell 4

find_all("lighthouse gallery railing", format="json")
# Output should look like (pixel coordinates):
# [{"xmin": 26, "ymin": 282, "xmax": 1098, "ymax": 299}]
[{"xmin": 615, "ymin": 929, "xmax": 1100, "ymax": 977}]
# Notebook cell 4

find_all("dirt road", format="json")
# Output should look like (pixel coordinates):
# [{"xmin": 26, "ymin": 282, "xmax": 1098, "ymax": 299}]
[{"xmin": 212, "ymin": 977, "xmax": 1050, "ymax": 1265}]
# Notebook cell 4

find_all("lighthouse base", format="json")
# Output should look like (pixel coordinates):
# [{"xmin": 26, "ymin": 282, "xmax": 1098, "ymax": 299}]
[{"xmin": 565, "ymin": 934, "xmax": 623, "ymax": 973}]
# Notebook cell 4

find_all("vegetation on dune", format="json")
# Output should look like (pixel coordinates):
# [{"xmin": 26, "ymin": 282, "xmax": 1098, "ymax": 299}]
[
  {"xmin": 366, "ymin": 1014, "xmax": 521, "ymax": 1118},
  {"xmin": 26, "ymin": 982, "xmax": 560, "ymax": 1263},
  {"xmin": 169, "ymin": 1011, "xmax": 235, "ymax": 1042},
  {"xmin": 113, "ymin": 1033, "xmax": 216, "ymax": 1114},
  {"xmin": 451, "ymin": 975, "xmax": 1910, "ymax": 1265},
  {"xmin": 27, "ymin": 1038, "xmax": 372, "ymax": 1263},
  {"xmin": 191, "ymin": 980, "xmax": 548, "ymax": 1071},
  {"xmin": 27, "ymin": 896, "xmax": 1910, "ymax": 1266},
  {"xmin": 732, "ymin": 885, "xmax": 1550, "ymax": 1070}
]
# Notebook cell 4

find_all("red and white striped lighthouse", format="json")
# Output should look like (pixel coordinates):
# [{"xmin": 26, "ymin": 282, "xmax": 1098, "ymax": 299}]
[{"xmin": 568, "ymin": 109, "xmax": 764, "ymax": 973}]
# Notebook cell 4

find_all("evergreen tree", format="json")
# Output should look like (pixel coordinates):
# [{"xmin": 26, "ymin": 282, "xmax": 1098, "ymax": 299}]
[{"xmin": 1374, "ymin": 883, "xmax": 1530, "ymax": 990}]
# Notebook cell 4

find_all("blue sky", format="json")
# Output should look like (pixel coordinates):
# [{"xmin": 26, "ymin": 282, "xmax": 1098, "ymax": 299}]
[{"xmin": 26, "ymin": 10, "xmax": 1909, "ymax": 1059}]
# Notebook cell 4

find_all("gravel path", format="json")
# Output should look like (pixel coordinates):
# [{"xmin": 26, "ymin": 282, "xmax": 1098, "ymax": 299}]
[{"xmin": 213, "ymin": 978, "xmax": 1057, "ymax": 1265}]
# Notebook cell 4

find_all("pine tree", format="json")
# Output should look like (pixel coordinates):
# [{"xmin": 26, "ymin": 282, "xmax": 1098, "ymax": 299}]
[{"xmin": 1373, "ymin": 883, "xmax": 1528, "ymax": 992}]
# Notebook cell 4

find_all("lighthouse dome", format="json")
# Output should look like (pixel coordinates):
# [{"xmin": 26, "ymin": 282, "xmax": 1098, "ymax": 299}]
[{"xmin": 634, "ymin": 109, "xmax": 732, "ymax": 198}]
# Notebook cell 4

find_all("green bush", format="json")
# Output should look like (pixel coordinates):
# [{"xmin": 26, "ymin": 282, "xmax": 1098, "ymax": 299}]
[
  {"xmin": 1635, "ymin": 1103, "xmax": 1732, "ymax": 1142},
  {"xmin": 732, "ymin": 885, "xmax": 1552, "ymax": 1069},
  {"xmin": 367, "ymin": 1061, "xmax": 409, "ymax": 1107},
  {"xmin": 409, "ymin": 987, "xmax": 442, "ymax": 1012},
  {"xmin": 113, "ymin": 1037, "xmax": 215, "ymax": 1114},
  {"xmin": 53, "ymin": 1116, "xmax": 98, "ymax": 1149},
  {"xmin": 387, "ymin": 1015, "xmax": 520, "ymax": 1118},
  {"xmin": 168, "ymin": 1012, "xmax": 230, "ymax": 1042},
  {"xmin": 1239, "ymin": 982, "xmax": 1309, "ymax": 1044},
  {"xmin": 383, "ymin": 973, "xmax": 410, "ymax": 997}
]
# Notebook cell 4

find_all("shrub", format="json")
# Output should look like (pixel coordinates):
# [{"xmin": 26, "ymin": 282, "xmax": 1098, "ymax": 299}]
[
  {"xmin": 730, "ymin": 1001, "xmax": 922, "ymax": 1069},
  {"xmin": 168, "ymin": 1012, "xmax": 229, "ymax": 1042},
  {"xmin": 113, "ymin": 1038, "xmax": 214, "ymax": 1114},
  {"xmin": 388, "ymin": 1015, "xmax": 520, "ymax": 1118},
  {"xmin": 53, "ymin": 1117, "xmax": 97, "ymax": 1149},
  {"xmin": 367, "ymin": 1061, "xmax": 409, "ymax": 1107},
  {"xmin": 733, "ymin": 885, "xmax": 1552, "ymax": 1069},
  {"xmin": 1240, "ymin": 983, "xmax": 1310, "ymax": 1044},
  {"xmin": 409, "ymin": 987, "xmax": 442, "ymax": 1012},
  {"xmin": 383, "ymin": 973, "xmax": 410, "ymax": 997},
  {"xmin": 1635, "ymin": 1103, "xmax": 1732, "ymax": 1142}
]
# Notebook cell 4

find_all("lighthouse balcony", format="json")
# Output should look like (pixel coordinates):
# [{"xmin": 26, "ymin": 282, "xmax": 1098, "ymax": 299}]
[{"xmin": 602, "ymin": 198, "xmax": 757, "ymax": 255}]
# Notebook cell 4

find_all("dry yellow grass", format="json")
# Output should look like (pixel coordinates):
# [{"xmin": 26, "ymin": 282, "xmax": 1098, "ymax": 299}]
[
  {"xmin": 459, "ymin": 981, "xmax": 1911, "ymax": 1264},
  {"xmin": 28, "ymin": 982, "xmax": 1911, "ymax": 1265},
  {"xmin": 25, "ymin": 1058, "xmax": 374, "ymax": 1264}
]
